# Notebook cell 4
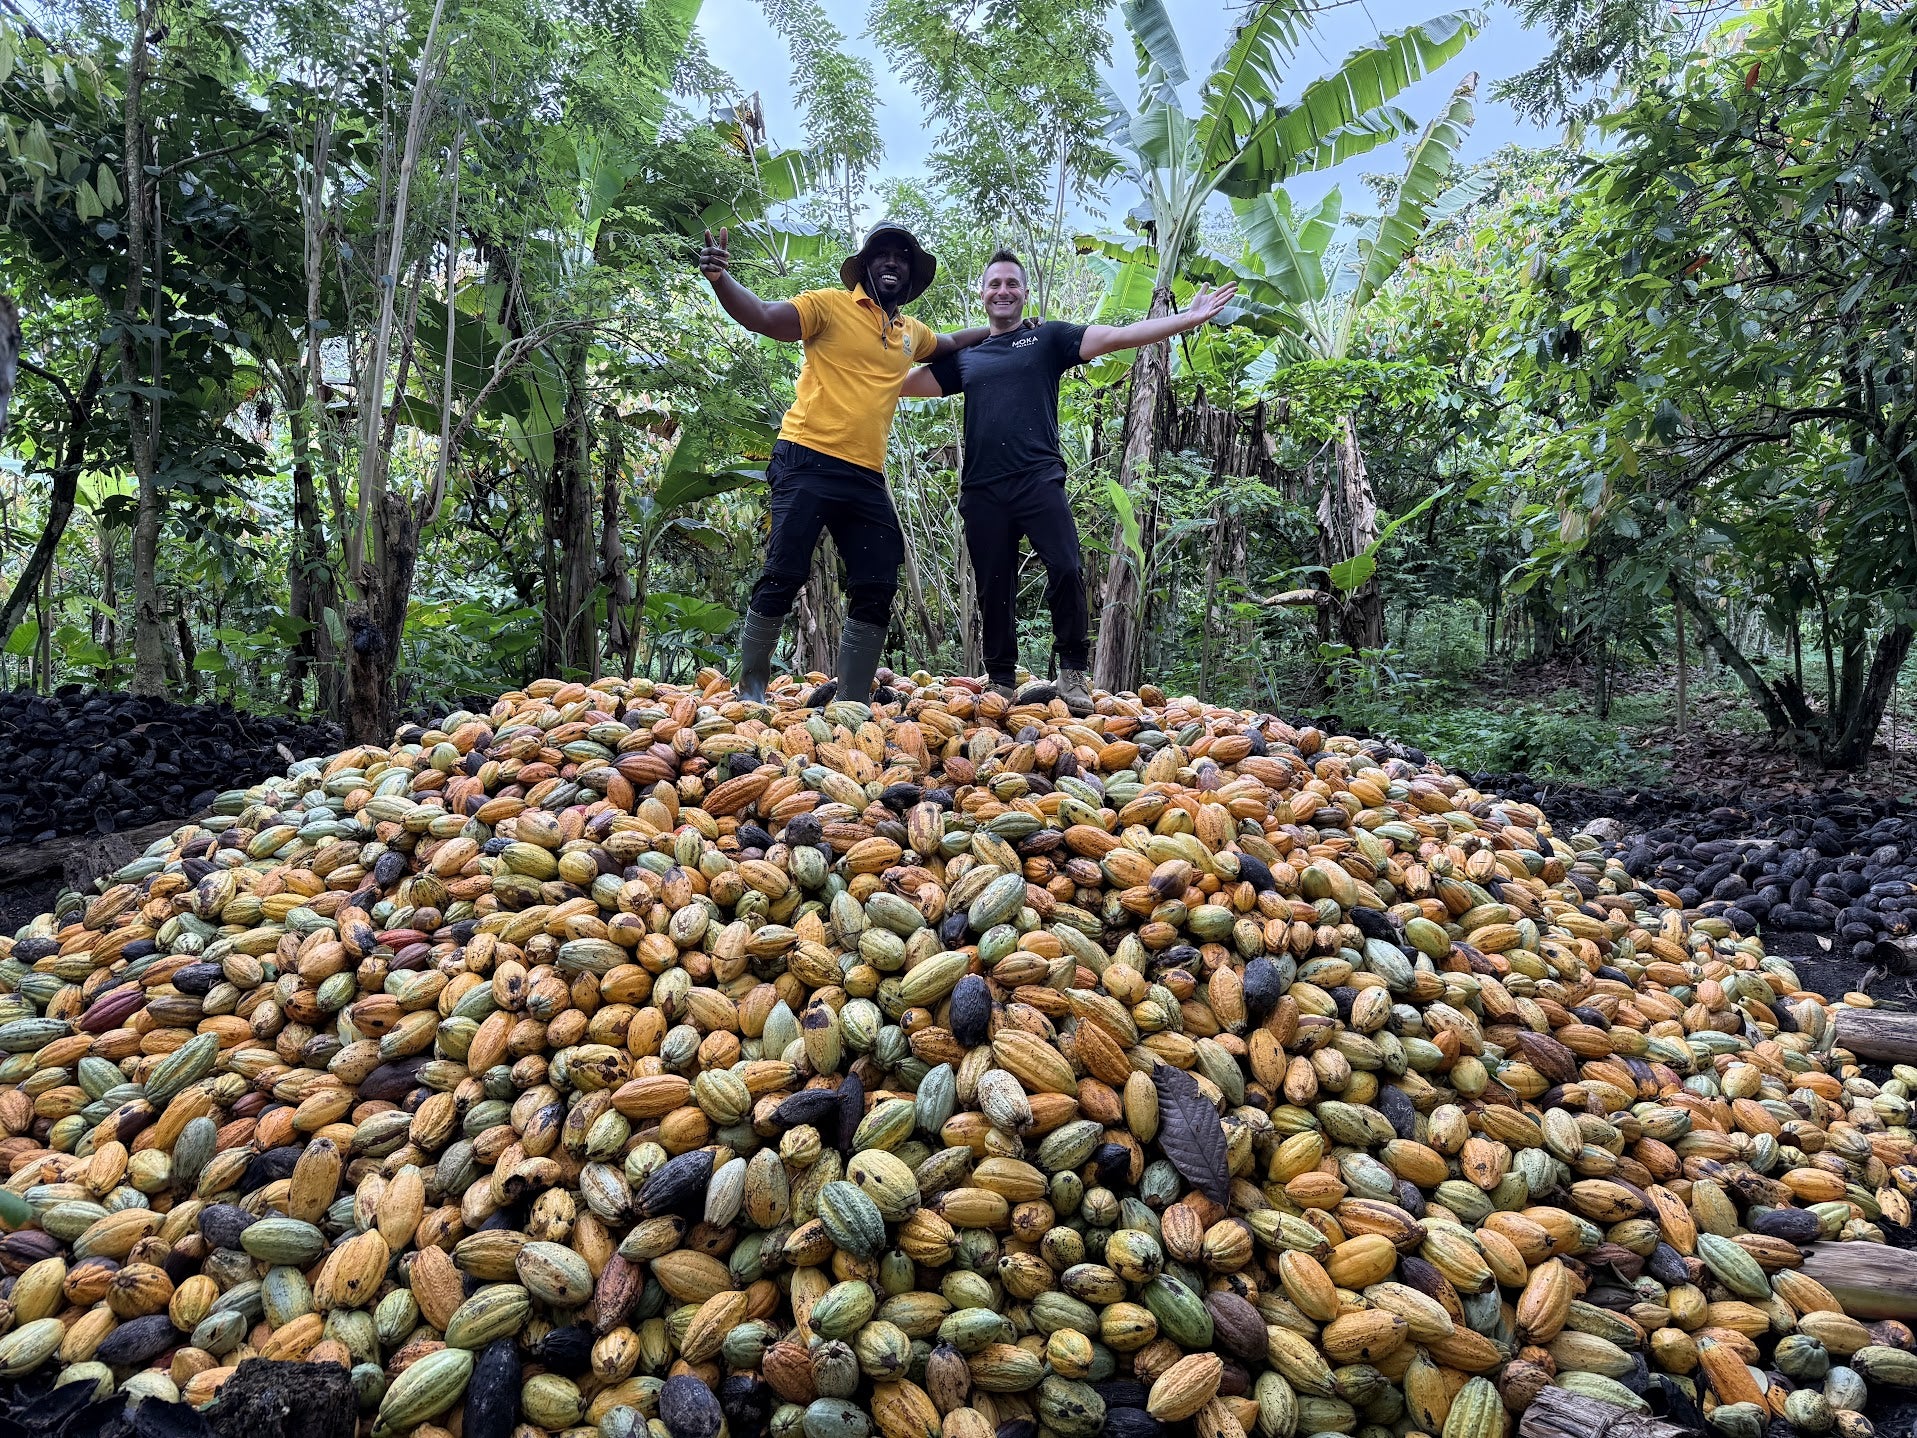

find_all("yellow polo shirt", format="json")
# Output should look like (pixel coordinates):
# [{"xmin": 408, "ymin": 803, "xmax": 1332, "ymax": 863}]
[{"xmin": 779, "ymin": 285, "xmax": 938, "ymax": 474}]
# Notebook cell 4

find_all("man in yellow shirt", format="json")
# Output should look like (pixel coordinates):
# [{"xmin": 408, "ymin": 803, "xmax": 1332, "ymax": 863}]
[{"xmin": 698, "ymin": 222, "xmax": 985, "ymax": 705}]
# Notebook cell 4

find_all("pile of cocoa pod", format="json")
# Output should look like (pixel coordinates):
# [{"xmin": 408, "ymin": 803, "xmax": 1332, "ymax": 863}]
[{"xmin": 0, "ymin": 672, "xmax": 1914, "ymax": 1438}]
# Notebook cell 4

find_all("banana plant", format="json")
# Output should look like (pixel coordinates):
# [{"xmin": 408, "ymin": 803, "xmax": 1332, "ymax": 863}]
[
  {"xmin": 1080, "ymin": 0, "xmax": 1482, "ymax": 694},
  {"xmin": 1234, "ymin": 77, "xmax": 1486, "ymax": 660}
]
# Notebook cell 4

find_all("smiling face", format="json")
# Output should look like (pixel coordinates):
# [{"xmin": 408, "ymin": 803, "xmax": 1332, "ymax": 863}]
[
  {"xmin": 980, "ymin": 260, "xmax": 1027, "ymax": 330},
  {"xmin": 864, "ymin": 240, "xmax": 914, "ymax": 301}
]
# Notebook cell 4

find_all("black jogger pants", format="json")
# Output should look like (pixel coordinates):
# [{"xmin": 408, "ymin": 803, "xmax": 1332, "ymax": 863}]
[
  {"xmin": 747, "ymin": 440, "xmax": 904, "ymax": 627},
  {"xmin": 960, "ymin": 470, "xmax": 1088, "ymax": 687}
]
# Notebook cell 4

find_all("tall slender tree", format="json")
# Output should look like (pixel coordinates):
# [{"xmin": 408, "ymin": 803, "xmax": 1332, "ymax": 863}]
[{"xmin": 1083, "ymin": 0, "xmax": 1481, "ymax": 693}]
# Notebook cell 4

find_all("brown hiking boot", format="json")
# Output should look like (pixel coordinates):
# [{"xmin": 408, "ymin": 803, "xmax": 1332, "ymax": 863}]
[
  {"xmin": 985, "ymin": 681, "xmax": 1017, "ymax": 703},
  {"xmin": 1058, "ymin": 668, "xmax": 1093, "ymax": 716}
]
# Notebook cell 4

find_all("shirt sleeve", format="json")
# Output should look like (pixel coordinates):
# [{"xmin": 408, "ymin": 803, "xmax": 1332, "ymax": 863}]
[
  {"xmin": 1050, "ymin": 322, "xmax": 1091, "ymax": 372},
  {"xmin": 927, "ymin": 352, "xmax": 963, "ymax": 396},
  {"xmin": 906, "ymin": 315, "xmax": 940, "ymax": 364},
  {"xmin": 790, "ymin": 290, "xmax": 832, "ymax": 342}
]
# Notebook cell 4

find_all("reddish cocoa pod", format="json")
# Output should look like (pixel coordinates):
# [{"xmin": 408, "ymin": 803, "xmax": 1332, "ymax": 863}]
[
  {"xmin": 592, "ymin": 1252, "xmax": 642, "ymax": 1334},
  {"xmin": 1203, "ymin": 1291, "xmax": 1266, "ymax": 1363},
  {"xmin": 79, "ymin": 986, "xmax": 146, "ymax": 1034}
]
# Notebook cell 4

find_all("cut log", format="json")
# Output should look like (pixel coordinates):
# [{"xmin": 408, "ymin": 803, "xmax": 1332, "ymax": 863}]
[
  {"xmin": 1834, "ymin": 1007, "xmax": 1917, "ymax": 1064},
  {"xmin": 0, "ymin": 812, "xmax": 204, "ymax": 888},
  {"xmin": 1799, "ymin": 1241, "xmax": 1917, "ymax": 1320},
  {"xmin": 1518, "ymin": 1388, "xmax": 1693, "ymax": 1438}
]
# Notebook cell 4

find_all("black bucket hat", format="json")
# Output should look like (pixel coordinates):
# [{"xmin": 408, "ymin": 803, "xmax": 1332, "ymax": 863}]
[{"xmin": 840, "ymin": 221, "xmax": 937, "ymax": 304}]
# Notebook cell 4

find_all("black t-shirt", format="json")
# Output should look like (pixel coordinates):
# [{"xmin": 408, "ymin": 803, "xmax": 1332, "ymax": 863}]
[{"xmin": 929, "ymin": 320, "xmax": 1088, "ymax": 488}]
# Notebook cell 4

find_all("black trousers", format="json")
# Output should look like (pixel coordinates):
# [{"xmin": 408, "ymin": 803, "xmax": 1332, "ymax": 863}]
[
  {"xmin": 960, "ymin": 470, "xmax": 1088, "ymax": 686},
  {"xmin": 748, "ymin": 440, "xmax": 904, "ymax": 627}
]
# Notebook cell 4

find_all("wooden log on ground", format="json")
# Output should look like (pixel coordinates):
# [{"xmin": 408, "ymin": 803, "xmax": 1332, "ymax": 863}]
[
  {"xmin": 0, "ymin": 812, "xmax": 204, "ymax": 888},
  {"xmin": 1518, "ymin": 1388, "xmax": 1693, "ymax": 1438},
  {"xmin": 1834, "ymin": 1007, "xmax": 1917, "ymax": 1064},
  {"xmin": 1799, "ymin": 1241, "xmax": 1917, "ymax": 1320}
]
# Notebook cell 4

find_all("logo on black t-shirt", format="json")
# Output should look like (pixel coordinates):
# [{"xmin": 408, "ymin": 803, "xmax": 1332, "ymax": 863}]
[{"xmin": 1011, "ymin": 335, "xmax": 1038, "ymax": 348}]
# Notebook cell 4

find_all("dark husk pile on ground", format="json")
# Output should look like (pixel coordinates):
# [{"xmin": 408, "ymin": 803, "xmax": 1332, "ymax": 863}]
[
  {"xmin": 1473, "ymin": 775, "xmax": 1917, "ymax": 969},
  {"xmin": 0, "ymin": 690, "xmax": 340, "ymax": 847}
]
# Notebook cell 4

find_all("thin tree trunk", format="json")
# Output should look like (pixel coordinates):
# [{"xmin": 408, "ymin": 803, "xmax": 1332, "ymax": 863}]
[
  {"xmin": 1091, "ymin": 285, "xmax": 1174, "ymax": 694},
  {"xmin": 601, "ymin": 407, "xmax": 633, "ymax": 662},
  {"xmin": 622, "ymin": 528, "xmax": 652, "ymax": 681},
  {"xmin": 1199, "ymin": 499, "xmax": 1224, "ymax": 700},
  {"xmin": 1674, "ymin": 599, "xmax": 1687, "ymax": 736},
  {"xmin": 0, "ymin": 356, "xmax": 105, "ymax": 650},
  {"xmin": 957, "ymin": 542, "xmax": 982, "ymax": 677},
  {"xmin": 172, "ymin": 600, "xmax": 194, "ymax": 698},
  {"xmin": 1319, "ymin": 412, "xmax": 1383, "ymax": 655},
  {"xmin": 98, "ymin": 520, "xmax": 117, "ymax": 680},
  {"xmin": 794, "ymin": 542, "xmax": 843, "ymax": 677},
  {"xmin": 553, "ymin": 341, "xmax": 596, "ymax": 674},
  {"xmin": 285, "ymin": 407, "xmax": 338, "ymax": 713},
  {"xmin": 341, "ymin": 0, "xmax": 447, "ymax": 742},
  {"xmin": 34, "ymin": 563, "xmax": 51, "ymax": 691},
  {"xmin": 0, "ymin": 296, "xmax": 17, "ymax": 441},
  {"xmin": 122, "ymin": 0, "xmax": 166, "ymax": 695}
]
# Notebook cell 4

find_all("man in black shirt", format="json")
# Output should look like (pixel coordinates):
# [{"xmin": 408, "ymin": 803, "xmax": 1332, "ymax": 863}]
[{"xmin": 904, "ymin": 250, "xmax": 1233, "ymax": 713}]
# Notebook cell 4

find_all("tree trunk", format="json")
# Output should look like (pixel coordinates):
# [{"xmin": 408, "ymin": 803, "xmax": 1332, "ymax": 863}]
[
  {"xmin": 34, "ymin": 563, "xmax": 51, "ymax": 691},
  {"xmin": 793, "ymin": 541, "xmax": 843, "ymax": 678},
  {"xmin": 957, "ymin": 542, "xmax": 982, "ymax": 677},
  {"xmin": 97, "ymin": 520, "xmax": 117, "ymax": 681},
  {"xmin": 1673, "ymin": 599, "xmax": 1687, "ymax": 736},
  {"xmin": 1091, "ymin": 285, "xmax": 1174, "ymax": 695},
  {"xmin": 0, "ymin": 357, "xmax": 105, "ymax": 650},
  {"xmin": 341, "ymin": 0, "xmax": 446, "ymax": 738},
  {"xmin": 600, "ymin": 407, "xmax": 634, "ymax": 661},
  {"xmin": 1199, "ymin": 499, "xmax": 1224, "ymax": 700},
  {"xmin": 1822, "ymin": 622, "xmax": 1914, "ymax": 768},
  {"xmin": 1318, "ymin": 412, "xmax": 1383, "ymax": 655},
  {"xmin": 121, "ymin": 0, "xmax": 166, "ymax": 696},
  {"xmin": 0, "ymin": 295, "xmax": 17, "ymax": 441},
  {"xmin": 553, "ymin": 341, "xmax": 596, "ymax": 675},
  {"xmin": 285, "ymin": 407, "xmax": 339, "ymax": 714},
  {"xmin": 345, "ymin": 493, "xmax": 419, "ymax": 744}
]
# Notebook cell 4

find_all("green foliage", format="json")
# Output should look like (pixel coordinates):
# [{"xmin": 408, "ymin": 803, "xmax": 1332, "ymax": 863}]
[
  {"xmin": 1498, "ymin": 0, "xmax": 1917, "ymax": 763},
  {"xmin": 1260, "ymin": 358, "xmax": 1445, "ymax": 444}
]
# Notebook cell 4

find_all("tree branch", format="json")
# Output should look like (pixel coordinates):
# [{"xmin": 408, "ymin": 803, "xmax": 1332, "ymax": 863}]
[
  {"xmin": 159, "ymin": 129, "xmax": 282, "ymax": 176},
  {"xmin": 421, "ymin": 319, "xmax": 599, "ymax": 528},
  {"xmin": 12, "ymin": 354, "xmax": 75, "ymax": 418}
]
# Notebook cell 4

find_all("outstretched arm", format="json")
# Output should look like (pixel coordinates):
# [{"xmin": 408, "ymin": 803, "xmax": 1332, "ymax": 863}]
[
  {"xmin": 926, "ymin": 325, "xmax": 990, "ymax": 361},
  {"xmin": 1078, "ymin": 282, "xmax": 1237, "ymax": 361},
  {"xmin": 699, "ymin": 228, "xmax": 803, "ymax": 343},
  {"xmin": 899, "ymin": 367, "xmax": 947, "ymax": 399}
]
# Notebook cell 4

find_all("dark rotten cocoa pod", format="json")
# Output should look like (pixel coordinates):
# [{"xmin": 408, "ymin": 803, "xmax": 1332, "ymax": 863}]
[
  {"xmin": 1089, "ymin": 1382, "xmax": 1147, "ymax": 1411},
  {"xmin": 1240, "ymin": 957, "xmax": 1282, "ymax": 1020},
  {"xmin": 94, "ymin": 1312, "xmax": 178, "ymax": 1367},
  {"xmin": 464, "ymin": 1338, "xmax": 521, "ymax": 1438},
  {"xmin": 637, "ymin": 1150, "xmax": 715, "ymax": 1220},
  {"xmin": 949, "ymin": 974, "xmax": 991, "ymax": 1048},
  {"xmin": 719, "ymin": 1374, "xmax": 772, "ymax": 1438},
  {"xmin": 198, "ymin": 1205, "xmax": 253, "ymax": 1252},
  {"xmin": 1100, "ymin": 1410, "xmax": 1162, "ymax": 1438},
  {"xmin": 772, "ymin": 1089, "xmax": 839, "ymax": 1131},
  {"xmin": 535, "ymin": 1324, "xmax": 594, "ymax": 1376},
  {"xmin": 1751, "ymin": 1206, "xmax": 1821, "ymax": 1245},
  {"xmin": 659, "ymin": 1375, "xmax": 724, "ymax": 1438}
]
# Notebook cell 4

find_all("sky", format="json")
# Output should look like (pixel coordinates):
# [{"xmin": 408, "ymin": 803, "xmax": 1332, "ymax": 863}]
[{"xmin": 694, "ymin": 0, "xmax": 1563, "ymax": 227}]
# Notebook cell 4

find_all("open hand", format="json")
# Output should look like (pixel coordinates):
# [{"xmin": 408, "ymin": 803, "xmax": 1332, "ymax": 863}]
[
  {"xmin": 1186, "ymin": 281, "xmax": 1237, "ymax": 326},
  {"xmin": 698, "ymin": 227, "xmax": 731, "ymax": 280}
]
